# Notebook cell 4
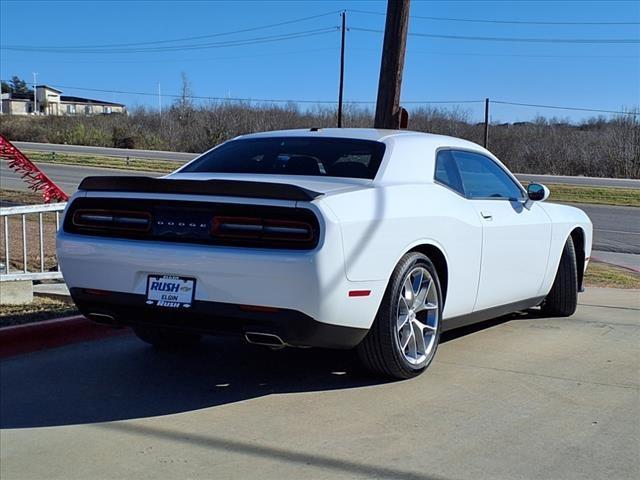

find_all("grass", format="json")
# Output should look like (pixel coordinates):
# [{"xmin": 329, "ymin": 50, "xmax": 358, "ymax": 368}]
[
  {"xmin": 13, "ymin": 151, "xmax": 640, "ymax": 207},
  {"xmin": 0, "ymin": 297, "xmax": 78, "ymax": 327},
  {"xmin": 0, "ymin": 188, "xmax": 47, "ymax": 206},
  {"xmin": 584, "ymin": 261, "xmax": 640, "ymax": 289},
  {"xmin": 546, "ymin": 184, "xmax": 640, "ymax": 207},
  {"xmin": 24, "ymin": 150, "xmax": 178, "ymax": 174}
]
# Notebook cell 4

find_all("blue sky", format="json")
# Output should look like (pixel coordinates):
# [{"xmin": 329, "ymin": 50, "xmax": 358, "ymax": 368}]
[{"xmin": 1, "ymin": 0, "xmax": 638, "ymax": 123}]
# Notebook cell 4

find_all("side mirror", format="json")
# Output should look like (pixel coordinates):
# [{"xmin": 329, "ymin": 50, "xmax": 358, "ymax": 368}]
[{"xmin": 527, "ymin": 183, "xmax": 550, "ymax": 202}]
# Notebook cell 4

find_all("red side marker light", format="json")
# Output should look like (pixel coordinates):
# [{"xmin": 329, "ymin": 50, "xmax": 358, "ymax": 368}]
[{"xmin": 349, "ymin": 290, "xmax": 371, "ymax": 297}]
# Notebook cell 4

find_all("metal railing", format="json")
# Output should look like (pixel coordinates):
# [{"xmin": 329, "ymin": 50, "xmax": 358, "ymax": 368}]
[{"xmin": 0, "ymin": 202, "xmax": 67, "ymax": 281}]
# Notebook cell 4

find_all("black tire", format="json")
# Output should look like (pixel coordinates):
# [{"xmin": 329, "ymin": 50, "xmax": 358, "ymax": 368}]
[
  {"xmin": 542, "ymin": 236, "xmax": 578, "ymax": 317},
  {"xmin": 133, "ymin": 325, "xmax": 202, "ymax": 348},
  {"xmin": 357, "ymin": 252, "xmax": 443, "ymax": 380}
]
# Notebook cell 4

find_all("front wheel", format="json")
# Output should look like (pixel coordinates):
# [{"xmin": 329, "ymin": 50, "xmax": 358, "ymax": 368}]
[
  {"xmin": 541, "ymin": 236, "xmax": 578, "ymax": 317},
  {"xmin": 357, "ymin": 252, "xmax": 443, "ymax": 379}
]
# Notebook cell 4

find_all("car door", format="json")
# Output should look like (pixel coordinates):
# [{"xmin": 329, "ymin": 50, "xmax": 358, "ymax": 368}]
[{"xmin": 448, "ymin": 149, "xmax": 552, "ymax": 311}]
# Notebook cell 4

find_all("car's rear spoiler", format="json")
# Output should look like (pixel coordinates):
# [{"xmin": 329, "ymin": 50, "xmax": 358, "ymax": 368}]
[{"xmin": 78, "ymin": 176, "xmax": 323, "ymax": 201}]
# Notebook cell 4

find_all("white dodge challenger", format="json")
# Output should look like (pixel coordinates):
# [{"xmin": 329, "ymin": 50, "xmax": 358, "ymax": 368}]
[{"xmin": 57, "ymin": 128, "xmax": 593, "ymax": 379}]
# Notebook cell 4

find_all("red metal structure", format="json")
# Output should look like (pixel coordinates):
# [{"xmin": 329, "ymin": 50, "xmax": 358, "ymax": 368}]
[{"xmin": 0, "ymin": 134, "xmax": 69, "ymax": 203}]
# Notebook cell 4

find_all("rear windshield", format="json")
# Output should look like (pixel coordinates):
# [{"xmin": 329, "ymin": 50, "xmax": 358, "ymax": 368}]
[{"xmin": 181, "ymin": 137, "xmax": 386, "ymax": 179}]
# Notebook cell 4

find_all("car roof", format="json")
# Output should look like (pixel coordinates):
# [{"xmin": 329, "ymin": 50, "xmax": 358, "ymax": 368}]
[{"xmin": 236, "ymin": 128, "xmax": 481, "ymax": 149}]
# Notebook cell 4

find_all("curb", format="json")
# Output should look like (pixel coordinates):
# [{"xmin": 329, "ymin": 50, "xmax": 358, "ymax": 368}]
[
  {"xmin": 0, "ymin": 315, "xmax": 130, "ymax": 359},
  {"xmin": 32, "ymin": 291, "xmax": 75, "ymax": 305},
  {"xmin": 591, "ymin": 256, "xmax": 640, "ymax": 274}
]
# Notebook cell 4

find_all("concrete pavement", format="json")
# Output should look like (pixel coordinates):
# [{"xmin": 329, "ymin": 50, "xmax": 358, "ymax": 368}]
[{"xmin": 2, "ymin": 287, "xmax": 638, "ymax": 480}]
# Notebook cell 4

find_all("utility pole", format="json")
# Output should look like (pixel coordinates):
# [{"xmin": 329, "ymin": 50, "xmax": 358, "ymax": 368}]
[
  {"xmin": 158, "ymin": 82, "xmax": 162, "ymax": 116},
  {"xmin": 483, "ymin": 98, "xmax": 489, "ymax": 148},
  {"xmin": 32, "ymin": 72, "xmax": 38, "ymax": 115},
  {"xmin": 374, "ymin": 0, "xmax": 410, "ymax": 130},
  {"xmin": 337, "ymin": 10, "xmax": 346, "ymax": 128}
]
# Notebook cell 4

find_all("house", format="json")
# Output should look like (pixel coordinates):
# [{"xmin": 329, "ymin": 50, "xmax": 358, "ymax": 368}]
[{"xmin": 1, "ymin": 85, "xmax": 126, "ymax": 115}]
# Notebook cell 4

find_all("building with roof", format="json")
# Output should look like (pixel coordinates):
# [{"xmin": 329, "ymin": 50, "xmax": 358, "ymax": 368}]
[{"xmin": 1, "ymin": 85, "xmax": 126, "ymax": 115}]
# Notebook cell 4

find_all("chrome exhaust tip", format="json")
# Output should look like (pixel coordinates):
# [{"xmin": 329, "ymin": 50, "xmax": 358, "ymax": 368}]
[
  {"xmin": 87, "ymin": 312, "xmax": 119, "ymax": 327},
  {"xmin": 244, "ymin": 332, "xmax": 286, "ymax": 349}
]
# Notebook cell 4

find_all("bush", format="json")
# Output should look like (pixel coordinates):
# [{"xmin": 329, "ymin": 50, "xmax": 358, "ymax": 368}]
[{"xmin": 1, "ymin": 104, "xmax": 638, "ymax": 178}]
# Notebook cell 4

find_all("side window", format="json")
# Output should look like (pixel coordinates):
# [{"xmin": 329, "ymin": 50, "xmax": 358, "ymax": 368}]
[
  {"xmin": 452, "ymin": 150, "xmax": 523, "ymax": 200},
  {"xmin": 434, "ymin": 150, "xmax": 464, "ymax": 195}
]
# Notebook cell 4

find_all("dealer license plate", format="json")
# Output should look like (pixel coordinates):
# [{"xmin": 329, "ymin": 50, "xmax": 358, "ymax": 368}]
[{"xmin": 146, "ymin": 275, "xmax": 195, "ymax": 308}]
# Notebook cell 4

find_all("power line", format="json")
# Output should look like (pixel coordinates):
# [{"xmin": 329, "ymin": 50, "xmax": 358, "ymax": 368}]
[
  {"xmin": 10, "ymin": 82, "xmax": 636, "ymax": 115},
  {"xmin": 0, "ymin": 47, "xmax": 340, "ymax": 65},
  {"xmin": 3, "ymin": 10, "xmax": 343, "ymax": 50},
  {"xmin": 39, "ymin": 84, "xmax": 341, "ymax": 104},
  {"xmin": 6, "ymin": 46, "xmax": 634, "ymax": 65},
  {"xmin": 1, "ymin": 27, "xmax": 339, "ymax": 54},
  {"xmin": 351, "ymin": 27, "xmax": 640, "ymax": 44},
  {"xmin": 349, "ymin": 47, "xmax": 639, "ymax": 59},
  {"xmin": 491, "ymin": 100, "xmax": 638, "ymax": 115},
  {"xmin": 18, "ymin": 83, "xmax": 482, "ymax": 105},
  {"xmin": 398, "ymin": 100, "xmax": 482, "ymax": 105},
  {"xmin": 349, "ymin": 9, "xmax": 640, "ymax": 26}
]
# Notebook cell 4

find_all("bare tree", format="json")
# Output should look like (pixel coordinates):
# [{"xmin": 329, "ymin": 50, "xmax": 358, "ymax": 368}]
[
  {"xmin": 1, "ymin": 103, "xmax": 638, "ymax": 178},
  {"xmin": 175, "ymin": 72, "xmax": 194, "ymax": 117}
]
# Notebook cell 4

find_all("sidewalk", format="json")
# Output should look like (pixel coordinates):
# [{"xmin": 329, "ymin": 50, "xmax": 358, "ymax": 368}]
[
  {"xmin": 33, "ymin": 283, "xmax": 72, "ymax": 304},
  {"xmin": 2, "ymin": 286, "xmax": 638, "ymax": 480}
]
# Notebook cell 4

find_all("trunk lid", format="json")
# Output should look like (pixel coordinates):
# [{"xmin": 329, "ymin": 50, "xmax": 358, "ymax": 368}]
[{"xmin": 165, "ymin": 172, "xmax": 372, "ymax": 198}]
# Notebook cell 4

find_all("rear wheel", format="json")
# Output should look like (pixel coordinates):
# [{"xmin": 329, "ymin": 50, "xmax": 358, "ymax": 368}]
[
  {"xmin": 357, "ymin": 252, "xmax": 442, "ymax": 379},
  {"xmin": 133, "ymin": 325, "xmax": 202, "ymax": 348},
  {"xmin": 542, "ymin": 236, "xmax": 578, "ymax": 317}
]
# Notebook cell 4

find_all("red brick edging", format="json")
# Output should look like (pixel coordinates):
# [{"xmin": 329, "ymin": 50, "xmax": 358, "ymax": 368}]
[{"xmin": 0, "ymin": 315, "xmax": 130, "ymax": 359}]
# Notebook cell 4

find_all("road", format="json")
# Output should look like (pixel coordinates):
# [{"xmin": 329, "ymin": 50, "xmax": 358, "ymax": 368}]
[
  {"xmin": 12, "ymin": 141, "xmax": 640, "ymax": 188},
  {"xmin": 13, "ymin": 141, "xmax": 195, "ymax": 162},
  {"xmin": 514, "ymin": 173, "xmax": 640, "ymax": 189},
  {"xmin": 0, "ymin": 160, "xmax": 150, "ymax": 194},
  {"xmin": 576, "ymin": 203, "xmax": 640, "ymax": 255},
  {"xmin": 1, "ymin": 287, "xmax": 638, "ymax": 480},
  {"xmin": 2, "ymin": 161, "xmax": 638, "ymax": 256}
]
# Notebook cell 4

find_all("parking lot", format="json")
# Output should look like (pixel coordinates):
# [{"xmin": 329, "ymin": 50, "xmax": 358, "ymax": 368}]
[{"xmin": 1, "ymin": 287, "xmax": 638, "ymax": 480}]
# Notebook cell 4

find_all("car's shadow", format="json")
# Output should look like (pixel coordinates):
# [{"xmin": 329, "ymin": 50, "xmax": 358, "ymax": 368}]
[{"xmin": 1, "ymin": 310, "xmax": 540, "ymax": 429}]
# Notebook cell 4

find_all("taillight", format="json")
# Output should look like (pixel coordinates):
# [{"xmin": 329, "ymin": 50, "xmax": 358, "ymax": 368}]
[
  {"xmin": 212, "ymin": 216, "xmax": 315, "ymax": 244},
  {"xmin": 73, "ymin": 209, "xmax": 151, "ymax": 232},
  {"xmin": 64, "ymin": 198, "xmax": 319, "ymax": 250}
]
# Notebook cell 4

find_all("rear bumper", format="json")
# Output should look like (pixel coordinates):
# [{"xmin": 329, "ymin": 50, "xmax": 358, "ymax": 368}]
[
  {"xmin": 57, "ymin": 226, "xmax": 386, "ymax": 331},
  {"xmin": 71, "ymin": 288, "xmax": 368, "ymax": 349}
]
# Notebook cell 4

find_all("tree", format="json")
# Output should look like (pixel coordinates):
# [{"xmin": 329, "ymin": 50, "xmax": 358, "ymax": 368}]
[
  {"xmin": 176, "ymin": 72, "xmax": 193, "ymax": 112},
  {"xmin": 1, "ymin": 81, "xmax": 10, "ymax": 93},
  {"xmin": 8, "ymin": 76, "xmax": 32, "ymax": 95}
]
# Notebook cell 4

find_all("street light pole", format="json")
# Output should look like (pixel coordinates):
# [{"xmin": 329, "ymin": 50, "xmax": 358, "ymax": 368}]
[
  {"xmin": 337, "ymin": 10, "xmax": 346, "ymax": 128},
  {"xmin": 32, "ymin": 72, "xmax": 38, "ymax": 115}
]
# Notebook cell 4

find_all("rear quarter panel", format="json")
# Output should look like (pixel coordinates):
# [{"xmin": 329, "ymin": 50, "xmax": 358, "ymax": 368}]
[{"xmin": 319, "ymin": 184, "xmax": 483, "ymax": 319}]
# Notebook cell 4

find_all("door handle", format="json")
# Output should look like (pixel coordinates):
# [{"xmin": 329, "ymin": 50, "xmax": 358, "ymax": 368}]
[{"xmin": 481, "ymin": 211, "xmax": 493, "ymax": 220}]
